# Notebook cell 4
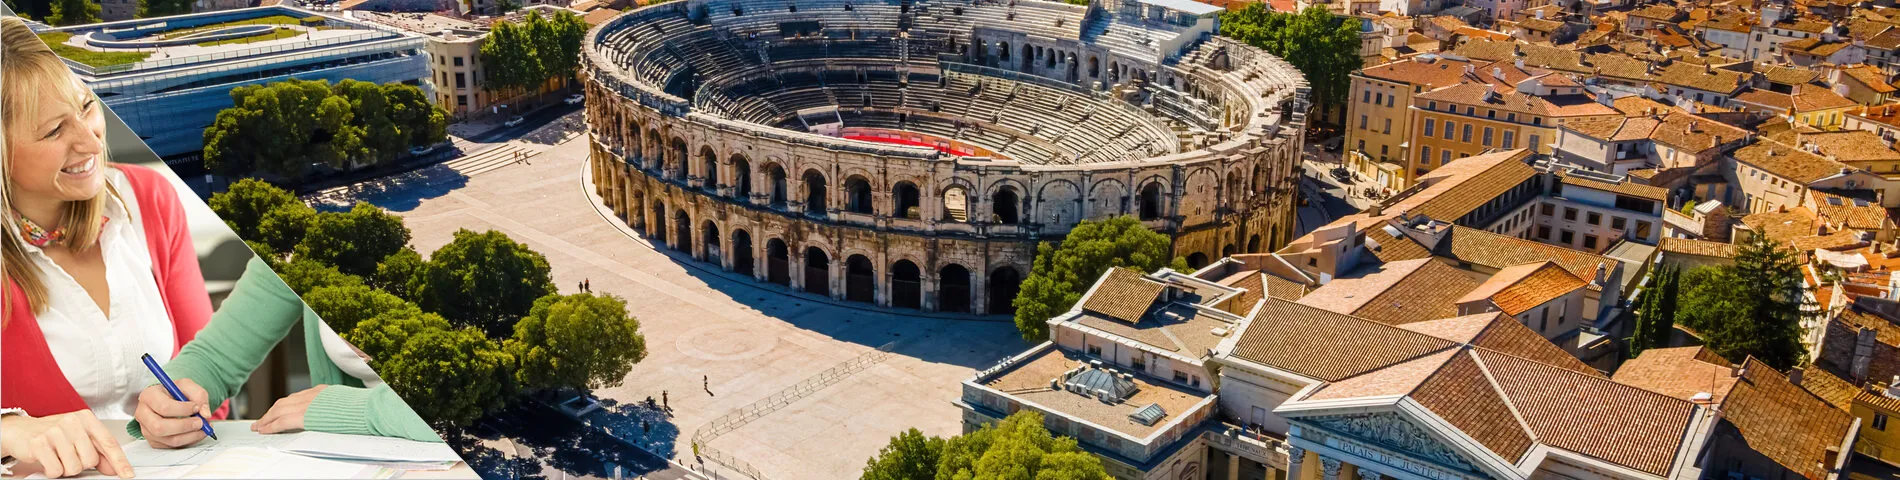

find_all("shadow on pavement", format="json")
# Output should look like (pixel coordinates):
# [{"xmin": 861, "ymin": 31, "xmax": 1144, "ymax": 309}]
[{"xmin": 457, "ymin": 398, "xmax": 681, "ymax": 480}]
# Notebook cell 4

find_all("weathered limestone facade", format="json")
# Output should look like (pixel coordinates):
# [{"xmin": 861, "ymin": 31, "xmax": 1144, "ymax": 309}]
[{"xmin": 579, "ymin": 0, "xmax": 1309, "ymax": 315}]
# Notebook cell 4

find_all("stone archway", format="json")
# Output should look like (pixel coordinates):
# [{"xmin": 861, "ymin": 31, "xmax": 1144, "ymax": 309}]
[
  {"xmin": 701, "ymin": 219, "xmax": 721, "ymax": 264},
  {"xmin": 767, "ymin": 239, "xmax": 791, "ymax": 286},
  {"xmin": 846, "ymin": 254, "xmax": 875, "ymax": 303},
  {"xmin": 1187, "ymin": 252, "xmax": 1209, "ymax": 269},
  {"xmin": 1247, "ymin": 234, "xmax": 1261, "ymax": 253},
  {"xmin": 805, "ymin": 247, "xmax": 831, "ymax": 296},
  {"xmin": 733, "ymin": 229, "xmax": 754, "ymax": 276},
  {"xmin": 940, "ymin": 264, "xmax": 972, "ymax": 313},
  {"xmin": 673, "ymin": 209, "xmax": 692, "ymax": 253},
  {"xmin": 1139, "ymin": 182, "xmax": 1164, "ymax": 220},
  {"xmin": 891, "ymin": 260, "xmax": 921, "ymax": 310},
  {"xmin": 893, "ymin": 181, "xmax": 921, "ymax": 219},
  {"xmin": 699, "ymin": 146, "xmax": 720, "ymax": 191},
  {"xmin": 650, "ymin": 199, "xmax": 668, "ymax": 244},
  {"xmin": 803, "ymin": 169, "xmax": 829, "ymax": 217},
  {"xmin": 731, "ymin": 154, "xmax": 753, "ymax": 201},
  {"xmin": 844, "ymin": 175, "xmax": 874, "ymax": 214},
  {"xmin": 987, "ymin": 266, "xmax": 1022, "ymax": 315}
]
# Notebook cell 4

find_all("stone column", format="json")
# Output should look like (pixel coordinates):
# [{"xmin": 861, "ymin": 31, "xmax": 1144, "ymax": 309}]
[
  {"xmin": 1285, "ymin": 446, "xmax": 1304, "ymax": 480},
  {"xmin": 1320, "ymin": 458, "xmax": 1341, "ymax": 480}
]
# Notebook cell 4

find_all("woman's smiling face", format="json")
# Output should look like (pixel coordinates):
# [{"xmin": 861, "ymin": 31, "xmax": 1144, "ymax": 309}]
[{"xmin": 5, "ymin": 77, "xmax": 108, "ymax": 205}]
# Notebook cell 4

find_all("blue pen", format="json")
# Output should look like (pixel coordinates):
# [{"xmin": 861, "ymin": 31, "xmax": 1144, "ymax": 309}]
[{"xmin": 139, "ymin": 354, "xmax": 218, "ymax": 441}]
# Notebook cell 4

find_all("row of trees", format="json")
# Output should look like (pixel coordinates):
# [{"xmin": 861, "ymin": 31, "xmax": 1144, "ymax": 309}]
[
  {"xmin": 17, "ymin": 0, "xmax": 208, "ymax": 26},
  {"xmin": 1011, "ymin": 216, "xmax": 1186, "ymax": 341},
  {"xmin": 204, "ymin": 79, "xmax": 449, "ymax": 184},
  {"xmin": 861, "ymin": 411, "xmax": 1109, "ymax": 480},
  {"xmin": 477, "ymin": 10, "xmax": 588, "ymax": 105},
  {"xmin": 1637, "ymin": 234, "xmax": 1811, "ymax": 370},
  {"xmin": 211, "ymin": 179, "xmax": 648, "ymax": 426},
  {"xmin": 1218, "ymin": 5, "xmax": 1363, "ymax": 120}
]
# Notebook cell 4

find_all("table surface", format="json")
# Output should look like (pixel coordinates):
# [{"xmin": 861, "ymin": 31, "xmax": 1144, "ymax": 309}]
[{"xmin": 90, "ymin": 420, "xmax": 479, "ymax": 479}]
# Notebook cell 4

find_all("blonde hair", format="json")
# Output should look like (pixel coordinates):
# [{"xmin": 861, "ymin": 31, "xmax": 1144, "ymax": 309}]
[{"xmin": 2, "ymin": 15, "xmax": 114, "ymax": 316}]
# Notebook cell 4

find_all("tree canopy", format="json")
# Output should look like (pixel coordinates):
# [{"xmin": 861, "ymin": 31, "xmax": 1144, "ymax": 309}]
[
  {"xmin": 477, "ymin": 10, "xmax": 588, "ymax": 96},
  {"xmin": 295, "ymin": 202, "xmax": 412, "ymax": 278},
  {"xmin": 375, "ymin": 326, "xmax": 516, "ymax": 426},
  {"xmin": 204, "ymin": 79, "xmax": 446, "ymax": 182},
  {"xmin": 305, "ymin": 284, "xmax": 418, "ymax": 336},
  {"xmin": 45, "ymin": 0, "xmax": 96, "ymax": 26},
  {"xmin": 1675, "ymin": 234, "xmax": 1811, "ymax": 369},
  {"xmin": 860, "ymin": 411, "xmax": 1109, "ymax": 480},
  {"xmin": 1012, "ymin": 216, "xmax": 1183, "ymax": 340},
  {"xmin": 508, "ymin": 293, "xmax": 647, "ymax": 391},
  {"xmin": 137, "ymin": 0, "xmax": 190, "ymax": 18},
  {"xmin": 1219, "ymin": 5, "xmax": 1361, "ymax": 109},
  {"xmin": 412, "ymin": 229, "xmax": 556, "ymax": 338}
]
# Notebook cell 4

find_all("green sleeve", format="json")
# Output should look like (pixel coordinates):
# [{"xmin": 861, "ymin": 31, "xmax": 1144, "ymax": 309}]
[
  {"xmin": 303, "ymin": 385, "xmax": 444, "ymax": 443},
  {"xmin": 131, "ymin": 255, "xmax": 304, "ymax": 439}
]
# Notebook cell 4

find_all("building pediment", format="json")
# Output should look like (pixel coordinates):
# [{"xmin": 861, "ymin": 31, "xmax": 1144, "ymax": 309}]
[{"xmin": 1290, "ymin": 412, "xmax": 1501, "ymax": 480}]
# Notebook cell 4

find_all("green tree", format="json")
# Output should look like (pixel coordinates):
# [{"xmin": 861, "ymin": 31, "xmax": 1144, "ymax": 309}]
[
  {"xmin": 381, "ymin": 82, "xmax": 450, "ymax": 149},
  {"xmin": 534, "ymin": 10, "xmax": 589, "ymax": 83},
  {"xmin": 295, "ymin": 202, "xmax": 412, "ymax": 278},
  {"xmin": 276, "ymin": 258, "xmax": 363, "ymax": 295},
  {"xmin": 137, "ymin": 0, "xmax": 191, "ymax": 18},
  {"xmin": 345, "ymin": 309, "xmax": 452, "ymax": 365},
  {"xmin": 374, "ymin": 247, "xmax": 427, "ymax": 300},
  {"xmin": 46, "ymin": 0, "xmax": 97, "ymax": 26},
  {"xmin": 1631, "ymin": 264, "xmax": 1682, "ymax": 355},
  {"xmin": 508, "ymin": 293, "xmax": 647, "ymax": 391},
  {"xmin": 1219, "ymin": 5, "xmax": 1361, "ymax": 113},
  {"xmin": 305, "ymin": 284, "xmax": 419, "ymax": 336},
  {"xmin": 478, "ymin": 18, "xmax": 542, "ymax": 97},
  {"xmin": 204, "ymin": 79, "xmax": 364, "ymax": 182},
  {"xmin": 376, "ymin": 327, "xmax": 515, "ymax": 426},
  {"xmin": 333, "ymin": 79, "xmax": 406, "ymax": 165},
  {"xmin": 861, "ymin": 429, "xmax": 946, "ymax": 480},
  {"xmin": 935, "ymin": 411, "xmax": 1108, "ymax": 480},
  {"xmin": 413, "ymin": 229, "xmax": 555, "ymax": 338},
  {"xmin": 1012, "ymin": 216, "xmax": 1183, "ymax": 340},
  {"xmin": 209, "ymin": 178, "xmax": 299, "ymax": 242},
  {"xmin": 1676, "ymin": 235, "xmax": 1811, "ymax": 369}
]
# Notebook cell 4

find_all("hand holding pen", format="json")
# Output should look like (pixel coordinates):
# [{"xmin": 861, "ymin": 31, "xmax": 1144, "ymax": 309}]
[{"xmin": 134, "ymin": 354, "xmax": 219, "ymax": 448}]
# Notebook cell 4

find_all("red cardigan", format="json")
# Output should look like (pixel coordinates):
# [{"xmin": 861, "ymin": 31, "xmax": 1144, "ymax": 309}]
[{"xmin": 2, "ymin": 164, "xmax": 215, "ymax": 417}]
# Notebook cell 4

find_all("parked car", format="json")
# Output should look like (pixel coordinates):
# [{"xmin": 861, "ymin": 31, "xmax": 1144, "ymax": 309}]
[
  {"xmin": 408, "ymin": 143, "xmax": 439, "ymax": 156},
  {"xmin": 504, "ymin": 115, "xmax": 526, "ymax": 127},
  {"xmin": 564, "ymin": 93, "xmax": 585, "ymax": 105}
]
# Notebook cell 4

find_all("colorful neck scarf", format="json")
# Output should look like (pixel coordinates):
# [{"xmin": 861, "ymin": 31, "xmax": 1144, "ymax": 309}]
[{"xmin": 15, "ymin": 213, "xmax": 67, "ymax": 248}]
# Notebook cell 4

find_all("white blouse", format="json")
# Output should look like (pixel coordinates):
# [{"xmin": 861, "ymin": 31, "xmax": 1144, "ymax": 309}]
[{"xmin": 23, "ymin": 168, "xmax": 177, "ymax": 420}]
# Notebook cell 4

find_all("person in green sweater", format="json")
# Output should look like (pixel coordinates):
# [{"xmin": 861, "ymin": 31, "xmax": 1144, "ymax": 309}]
[{"xmin": 128, "ymin": 255, "xmax": 442, "ymax": 447}]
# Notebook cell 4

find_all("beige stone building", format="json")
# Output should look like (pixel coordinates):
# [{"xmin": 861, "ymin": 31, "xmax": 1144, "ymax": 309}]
[
  {"xmin": 583, "ymin": 0, "xmax": 1306, "ymax": 315},
  {"xmin": 424, "ymin": 28, "xmax": 491, "ymax": 118},
  {"xmin": 1344, "ymin": 54, "xmax": 1486, "ymax": 191}
]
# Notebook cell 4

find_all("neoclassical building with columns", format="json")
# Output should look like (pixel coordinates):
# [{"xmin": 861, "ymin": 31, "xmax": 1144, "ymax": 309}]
[{"xmin": 580, "ymin": 0, "xmax": 1309, "ymax": 314}]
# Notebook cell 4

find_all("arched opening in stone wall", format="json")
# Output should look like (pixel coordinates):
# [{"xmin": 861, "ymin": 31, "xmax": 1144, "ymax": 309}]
[
  {"xmin": 1139, "ymin": 183, "xmax": 1163, "ymax": 220},
  {"xmin": 893, "ymin": 182, "xmax": 921, "ymax": 219},
  {"xmin": 943, "ymin": 186, "xmax": 970, "ymax": 222},
  {"xmin": 1020, "ymin": 44, "xmax": 1032, "ymax": 71},
  {"xmin": 1088, "ymin": 56, "xmax": 1099, "ymax": 78},
  {"xmin": 700, "ymin": 146, "xmax": 719, "ymax": 191},
  {"xmin": 1269, "ymin": 224, "xmax": 1280, "ymax": 251},
  {"xmin": 844, "ymin": 175, "xmax": 874, "ymax": 214},
  {"xmin": 803, "ymin": 169, "xmax": 829, "ymax": 217},
  {"xmin": 732, "ymin": 154, "xmax": 753, "ymax": 201},
  {"xmin": 733, "ymin": 229, "xmax": 754, "ymax": 276},
  {"xmin": 767, "ymin": 239, "xmax": 790, "ymax": 285},
  {"xmin": 940, "ymin": 264, "xmax": 971, "ymax": 313},
  {"xmin": 645, "ymin": 129, "xmax": 662, "ymax": 168},
  {"xmin": 891, "ymin": 260, "xmax": 921, "ymax": 310},
  {"xmin": 999, "ymin": 41, "xmax": 1011, "ymax": 62},
  {"xmin": 673, "ymin": 210, "xmax": 692, "ymax": 253},
  {"xmin": 1247, "ymin": 234, "xmax": 1261, "ymax": 253},
  {"xmin": 987, "ymin": 266, "xmax": 1022, "ymax": 315},
  {"xmin": 702, "ymin": 220, "xmax": 721, "ymax": 264},
  {"xmin": 992, "ymin": 186, "xmax": 1021, "ymax": 225},
  {"xmin": 1187, "ymin": 252, "xmax": 1209, "ymax": 269},
  {"xmin": 1222, "ymin": 244, "xmax": 1236, "ymax": 257},
  {"xmin": 651, "ymin": 200, "xmax": 669, "ymax": 244},
  {"xmin": 768, "ymin": 164, "xmax": 789, "ymax": 208},
  {"xmin": 805, "ymin": 247, "xmax": 831, "ymax": 296},
  {"xmin": 670, "ymin": 138, "xmax": 689, "ymax": 180},
  {"xmin": 631, "ymin": 190, "xmax": 647, "ymax": 231},
  {"xmin": 845, "ymin": 254, "xmax": 875, "ymax": 303}
]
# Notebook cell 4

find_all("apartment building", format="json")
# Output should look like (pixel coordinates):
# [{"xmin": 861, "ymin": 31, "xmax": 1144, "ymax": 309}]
[
  {"xmin": 1406, "ymin": 69, "xmax": 1618, "ymax": 179},
  {"xmin": 1344, "ymin": 53, "xmax": 1487, "ymax": 190}
]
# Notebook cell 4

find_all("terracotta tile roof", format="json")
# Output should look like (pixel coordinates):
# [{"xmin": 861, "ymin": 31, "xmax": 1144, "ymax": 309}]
[
  {"xmin": 1790, "ymin": 230, "xmax": 1866, "ymax": 252},
  {"xmin": 1229, "ymin": 299, "xmax": 1457, "ymax": 381},
  {"xmin": 1734, "ymin": 89, "xmax": 1796, "ymax": 111},
  {"xmin": 1563, "ymin": 115, "xmax": 1628, "ymax": 138},
  {"xmin": 1630, "ymin": 4, "xmax": 1681, "ymax": 20},
  {"xmin": 1695, "ymin": 11, "xmax": 1754, "ymax": 32},
  {"xmin": 1612, "ymin": 346, "xmax": 1739, "ymax": 403},
  {"xmin": 1614, "ymin": 96, "xmax": 1676, "ymax": 116},
  {"xmin": 1791, "ymin": 84, "xmax": 1860, "ymax": 111},
  {"xmin": 1749, "ymin": 63, "xmax": 1824, "ymax": 87},
  {"xmin": 1436, "ymin": 227, "xmax": 1614, "ymax": 288},
  {"xmin": 1351, "ymin": 260, "xmax": 1490, "ymax": 324},
  {"xmin": 1081, "ymin": 268, "xmax": 1166, "ymax": 322},
  {"xmin": 1721, "ymin": 358, "xmax": 1857, "ymax": 480},
  {"xmin": 1407, "ymin": 149, "xmax": 1540, "ymax": 222},
  {"xmin": 1869, "ymin": 27, "xmax": 1900, "ymax": 50},
  {"xmin": 1477, "ymin": 349, "xmax": 1697, "ymax": 476},
  {"xmin": 1800, "ymin": 365, "xmax": 1859, "ymax": 411},
  {"xmin": 1741, "ymin": 209, "xmax": 1820, "ymax": 245},
  {"xmin": 1464, "ymin": 312, "xmax": 1602, "ymax": 375},
  {"xmin": 1730, "ymin": 140, "xmax": 1855, "ymax": 184},
  {"xmin": 1518, "ymin": 17, "xmax": 1563, "ymax": 32},
  {"xmin": 1814, "ymin": 192, "xmax": 1891, "ymax": 230},
  {"xmin": 1794, "ymin": 130, "xmax": 1900, "ymax": 163},
  {"xmin": 582, "ymin": 8, "xmax": 621, "ymax": 25},
  {"xmin": 1358, "ymin": 56, "xmax": 1485, "ymax": 87},
  {"xmin": 1589, "ymin": 55, "xmax": 1749, "ymax": 94},
  {"xmin": 1459, "ymin": 261, "xmax": 1587, "ymax": 315},
  {"xmin": 1455, "ymin": 26, "xmax": 1515, "ymax": 41},
  {"xmin": 1644, "ymin": 110, "xmax": 1751, "ymax": 153},
  {"xmin": 1261, "ymin": 273, "xmax": 1310, "ymax": 301},
  {"xmin": 1409, "ymin": 352, "xmax": 1536, "ymax": 460},
  {"xmin": 1223, "ymin": 271, "xmax": 1267, "ymax": 312},
  {"xmin": 1365, "ymin": 225, "xmax": 1434, "ymax": 263},
  {"xmin": 1659, "ymin": 237, "xmax": 1738, "ymax": 258},
  {"xmin": 1308, "ymin": 349, "xmax": 1459, "ymax": 400},
  {"xmin": 1841, "ymin": 64, "xmax": 1898, "ymax": 94},
  {"xmin": 1557, "ymin": 170, "xmax": 1669, "ymax": 201}
]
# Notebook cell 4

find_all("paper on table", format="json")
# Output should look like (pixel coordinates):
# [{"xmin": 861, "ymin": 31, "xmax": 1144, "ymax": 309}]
[
  {"xmin": 277, "ymin": 432, "xmax": 462, "ymax": 464},
  {"xmin": 25, "ymin": 448, "xmax": 392, "ymax": 479},
  {"xmin": 120, "ymin": 426, "xmax": 301, "ymax": 467}
]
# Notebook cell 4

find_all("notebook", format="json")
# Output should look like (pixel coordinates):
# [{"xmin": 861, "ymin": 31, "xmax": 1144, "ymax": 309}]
[{"xmin": 30, "ymin": 448, "xmax": 394, "ymax": 479}]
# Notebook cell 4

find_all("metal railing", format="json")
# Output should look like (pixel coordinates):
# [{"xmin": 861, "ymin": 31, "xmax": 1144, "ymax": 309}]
[
  {"xmin": 73, "ymin": 31, "xmax": 402, "ymax": 76},
  {"xmin": 689, "ymin": 341, "xmax": 898, "ymax": 479}
]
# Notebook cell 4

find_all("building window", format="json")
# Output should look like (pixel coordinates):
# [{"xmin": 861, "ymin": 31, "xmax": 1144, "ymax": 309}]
[
  {"xmin": 453, "ymin": 56, "xmax": 464, "ymax": 67},
  {"xmin": 1537, "ymin": 225, "xmax": 1552, "ymax": 239},
  {"xmin": 1636, "ymin": 220, "xmax": 1653, "ymax": 238},
  {"xmin": 1360, "ymin": 115, "xmax": 1368, "ymax": 130},
  {"xmin": 1587, "ymin": 212, "xmax": 1601, "ymax": 225},
  {"xmin": 456, "ymin": 94, "xmax": 468, "ymax": 106},
  {"xmin": 1445, "ymin": 121, "xmax": 1456, "ymax": 139},
  {"xmin": 1583, "ymin": 235, "xmax": 1598, "ymax": 250},
  {"xmin": 1364, "ymin": 90, "xmax": 1372, "ymax": 103},
  {"xmin": 1421, "ymin": 146, "xmax": 1432, "ymax": 165},
  {"xmin": 1879, "ymin": 413, "xmax": 1890, "ymax": 431},
  {"xmin": 1508, "ymin": 113, "xmax": 1518, "ymax": 122},
  {"xmin": 1441, "ymin": 150, "xmax": 1451, "ymax": 165},
  {"xmin": 1423, "ymin": 119, "xmax": 1436, "ymax": 137},
  {"xmin": 1541, "ymin": 203, "xmax": 1554, "ymax": 216},
  {"xmin": 1173, "ymin": 371, "xmax": 1189, "ymax": 384},
  {"xmin": 1487, "ymin": 109, "xmax": 1496, "ymax": 119},
  {"xmin": 1462, "ymin": 124, "xmax": 1473, "ymax": 142},
  {"xmin": 1087, "ymin": 344, "xmax": 1102, "ymax": 356},
  {"xmin": 1483, "ymin": 127, "xmax": 1494, "ymax": 146},
  {"xmin": 1383, "ymin": 118, "xmax": 1392, "ymax": 134},
  {"xmin": 1528, "ymin": 134, "xmax": 1540, "ymax": 149},
  {"xmin": 1564, "ymin": 207, "xmax": 1578, "ymax": 221},
  {"xmin": 455, "ymin": 72, "xmax": 466, "ymax": 89},
  {"xmin": 1428, "ymin": 101, "xmax": 1437, "ymax": 110},
  {"xmin": 1560, "ymin": 229, "xmax": 1574, "ymax": 244},
  {"xmin": 1132, "ymin": 356, "xmax": 1146, "ymax": 371}
]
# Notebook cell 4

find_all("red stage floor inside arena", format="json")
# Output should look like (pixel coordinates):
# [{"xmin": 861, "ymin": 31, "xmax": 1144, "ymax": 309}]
[{"xmin": 844, "ymin": 135, "xmax": 975, "ymax": 156}]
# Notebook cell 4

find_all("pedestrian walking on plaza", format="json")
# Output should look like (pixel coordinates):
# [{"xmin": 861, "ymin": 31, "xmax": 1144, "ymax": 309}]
[
  {"xmin": 662, "ymin": 390, "xmax": 669, "ymax": 411},
  {"xmin": 641, "ymin": 420, "xmax": 650, "ymax": 435},
  {"xmin": 585, "ymin": 278, "xmax": 591, "ymax": 292},
  {"xmin": 704, "ymin": 375, "xmax": 713, "ymax": 396}
]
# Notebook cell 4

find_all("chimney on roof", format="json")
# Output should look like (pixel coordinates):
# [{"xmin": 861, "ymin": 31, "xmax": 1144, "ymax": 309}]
[
  {"xmin": 1594, "ymin": 262, "xmax": 1608, "ymax": 285},
  {"xmin": 1789, "ymin": 365, "xmax": 1805, "ymax": 385},
  {"xmin": 1517, "ymin": 58, "xmax": 1526, "ymax": 69},
  {"xmin": 1493, "ymin": 66, "xmax": 1504, "ymax": 80},
  {"xmin": 1689, "ymin": 120, "xmax": 1700, "ymax": 132},
  {"xmin": 1466, "ymin": 64, "xmax": 1476, "ymax": 75}
]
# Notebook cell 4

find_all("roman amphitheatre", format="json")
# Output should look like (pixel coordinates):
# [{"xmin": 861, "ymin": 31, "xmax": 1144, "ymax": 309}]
[{"xmin": 582, "ymin": 0, "xmax": 1312, "ymax": 315}]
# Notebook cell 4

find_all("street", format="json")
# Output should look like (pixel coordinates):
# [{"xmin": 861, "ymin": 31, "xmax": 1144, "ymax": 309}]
[{"xmin": 1293, "ymin": 136, "xmax": 1365, "ymax": 238}]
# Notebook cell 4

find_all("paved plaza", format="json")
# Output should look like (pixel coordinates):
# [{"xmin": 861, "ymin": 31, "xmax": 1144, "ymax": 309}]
[{"xmin": 350, "ymin": 121, "xmax": 1029, "ymax": 480}]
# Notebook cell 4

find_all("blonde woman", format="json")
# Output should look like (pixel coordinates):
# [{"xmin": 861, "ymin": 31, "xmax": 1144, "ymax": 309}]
[{"xmin": 1, "ymin": 15, "xmax": 217, "ymax": 478}]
